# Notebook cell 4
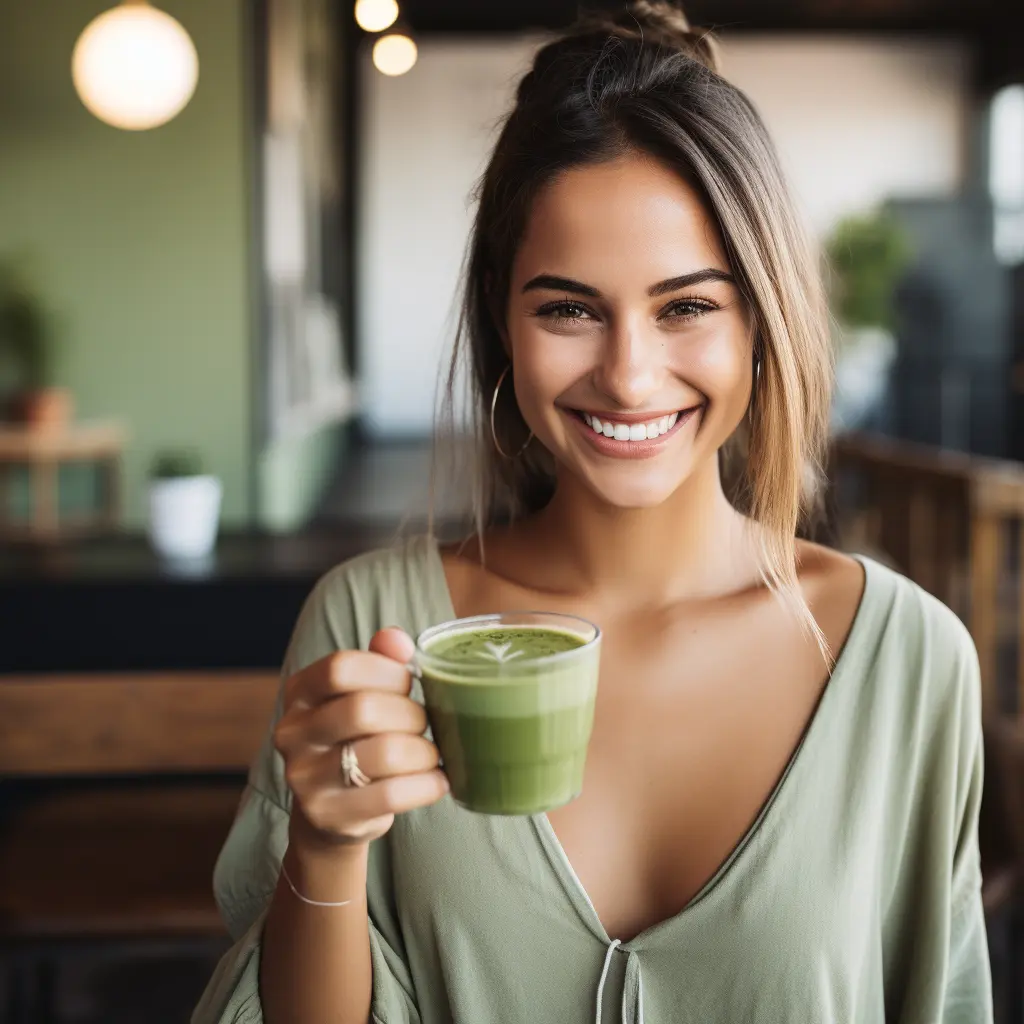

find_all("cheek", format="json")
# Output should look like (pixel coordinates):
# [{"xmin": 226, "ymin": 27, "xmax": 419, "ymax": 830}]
[
  {"xmin": 682, "ymin": 328, "xmax": 751, "ymax": 402},
  {"xmin": 512, "ymin": 331, "xmax": 591, "ymax": 406}
]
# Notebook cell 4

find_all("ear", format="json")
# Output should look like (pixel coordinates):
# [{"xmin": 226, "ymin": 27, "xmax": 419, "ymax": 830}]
[{"xmin": 497, "ymin": 321, "xmax": 512, "ymax": 359}]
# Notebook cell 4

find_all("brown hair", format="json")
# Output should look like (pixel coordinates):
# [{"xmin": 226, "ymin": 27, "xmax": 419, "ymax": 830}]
[{"xmin": 436, "ymin": 0, "xmax": 833, "ymax": 647}]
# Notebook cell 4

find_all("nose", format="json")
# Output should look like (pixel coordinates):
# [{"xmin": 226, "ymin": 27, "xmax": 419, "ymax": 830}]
[{"xmin": 592, "ymin": 314, "xmax": 665, "ymax": 410}]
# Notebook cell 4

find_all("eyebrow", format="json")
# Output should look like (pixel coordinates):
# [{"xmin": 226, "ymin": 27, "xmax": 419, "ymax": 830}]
[{"xmin": 521, "ymin": 269, "xmax": 735, "ymax": 298}]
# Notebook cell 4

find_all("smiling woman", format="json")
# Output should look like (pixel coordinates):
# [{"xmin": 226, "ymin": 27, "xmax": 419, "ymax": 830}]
[{"xmin": 194, "ymin": 3, "xmax": 991, "ymax": 1023}]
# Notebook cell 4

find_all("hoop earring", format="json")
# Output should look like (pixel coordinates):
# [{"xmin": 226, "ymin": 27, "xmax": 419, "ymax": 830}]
[
  {"xmin": 748, "ymin": 353, "xmax": 761, "ymax": 418},
  {"xmin": 490, "ymin": 364, "xmax": 533, "ymax": 460}
]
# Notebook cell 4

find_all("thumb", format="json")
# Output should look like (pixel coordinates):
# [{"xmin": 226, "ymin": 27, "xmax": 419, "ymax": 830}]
[{"xmin": 368, "ymin": 626, "xmax": 416, "ymax": 665}]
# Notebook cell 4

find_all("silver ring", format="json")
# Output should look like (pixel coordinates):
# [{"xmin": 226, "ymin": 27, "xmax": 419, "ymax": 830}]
[{"xmin": 340, "ymin": 742, "xmax": 371, "ymax": 788}]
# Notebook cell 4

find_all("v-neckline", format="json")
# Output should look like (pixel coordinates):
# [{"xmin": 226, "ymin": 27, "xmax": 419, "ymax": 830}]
[{"xmin": 423, "ymin": 535, "xmax": 876, "ymax": 949}]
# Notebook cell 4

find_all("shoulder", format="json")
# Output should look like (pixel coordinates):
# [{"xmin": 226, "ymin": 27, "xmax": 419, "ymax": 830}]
[
  {"xmin": 835, "ymin": 552, "xmax": 981, "ymax": 758},
  {"xmin": 859, "ymin": 554, "xmax": 977, "ymax": 681},
  {"xmin": 798, "ymin": 539, "xmax": 974, "ymax": 670},
  {"xmin": 796, "ymin": 541, "xmax": 867, "ymax": 658},
  {"xmin": 797, "ymin": 539, "xmax": 979, "ymax": 744},
  {"xmin": 313, "ymin": 533, "xmax": 433, "ymax": 606},
  {"xmin": 285, "ymin": 534, "xmax": 447, "ymax": 674}
]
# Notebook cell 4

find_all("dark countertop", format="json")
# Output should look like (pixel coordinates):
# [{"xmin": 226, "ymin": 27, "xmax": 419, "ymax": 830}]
[
  {"xmin": 1, "ymin": 438, "xmax": 472, "ymax": 675},
  {"xmin": 0, "ymin": 524, "xmax": 418, "ymax": 674},
  {"xmin": 0, "ymin": 525, "xmax": 404, "ymax": 583}
]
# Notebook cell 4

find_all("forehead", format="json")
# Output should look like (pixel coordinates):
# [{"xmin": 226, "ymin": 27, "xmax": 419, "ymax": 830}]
[{"xmin": 513, "ymin": 152, "xmax": 729, "ymax": 285}]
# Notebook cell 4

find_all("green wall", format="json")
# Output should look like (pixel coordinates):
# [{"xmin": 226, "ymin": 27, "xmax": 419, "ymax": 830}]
[{"xmin": 0, "ymin": 0, "xmax": 253, "ymax": 528}]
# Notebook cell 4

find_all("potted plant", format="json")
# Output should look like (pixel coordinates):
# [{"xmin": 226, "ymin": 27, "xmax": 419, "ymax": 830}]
[
  {"xmin": 825, "ymin": 210, "xmax": 912, "ymax": 432},
  {"xmin": 147, "ymin": 449, "xmax": 222, "ymax": 561},
  {"xmin": 0, "ymin": 258, "xmax": 72, "ymax": 430}
]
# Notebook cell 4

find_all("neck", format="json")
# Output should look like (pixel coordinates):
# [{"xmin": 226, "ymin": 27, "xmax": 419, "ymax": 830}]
[{"xmin": 523, "ymin": 458, "xmax": 760, "ymax": 606}]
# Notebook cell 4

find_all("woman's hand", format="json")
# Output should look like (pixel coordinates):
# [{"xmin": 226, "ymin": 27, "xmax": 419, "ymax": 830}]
[{"xmin": 274, "ymin": 627, "xmax": 448, "ymax": 851}]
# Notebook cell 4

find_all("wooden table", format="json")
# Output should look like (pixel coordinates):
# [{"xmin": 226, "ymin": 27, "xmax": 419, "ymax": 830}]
[{"xmin": 0, "ymin": 422, "xmax": 126, "ymax": 542}]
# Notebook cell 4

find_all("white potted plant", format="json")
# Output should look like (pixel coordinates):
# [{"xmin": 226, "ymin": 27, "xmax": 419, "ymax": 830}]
[
  {"xmin": 147, "ymin": 449, "xmax": 222, "ymax": 561},
  {"xmin": 826, "ymin": 210, "xmax": 911, "ymax": 433}
]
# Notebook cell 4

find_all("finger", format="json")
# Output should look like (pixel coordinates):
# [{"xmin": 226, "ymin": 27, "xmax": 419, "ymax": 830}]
[
  {"xmin": 368, "ymin": 627, "xmax": 415, "ymax": 666},
  {"xmin": 277, "ymin": 690, "xmax": 427, "ymax": 754},
  {"xmin": 286, "ymin": 649, "xmax": 412, "ymax": 709},
  {"xmin": 289, "ymin": 734, "xmax": 440, "ymax": 789},
  {"xmin": 348, "ymin": 733, "xmax": 440, "ymax": 779},
  {"xmin": 303, "ymin": 770, "xmax": 450, "ymax": 833}
]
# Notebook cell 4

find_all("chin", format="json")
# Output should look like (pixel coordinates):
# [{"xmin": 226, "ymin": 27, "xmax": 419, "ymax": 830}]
[{"xmin": 582, "ymin": 471, "xmax": 689, "ymax": 510}]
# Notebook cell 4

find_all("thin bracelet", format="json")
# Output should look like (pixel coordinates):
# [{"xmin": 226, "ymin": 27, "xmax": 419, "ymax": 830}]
[{"xmin": 280, "ymin": 861, "xmax": 353, "ymax": 908}]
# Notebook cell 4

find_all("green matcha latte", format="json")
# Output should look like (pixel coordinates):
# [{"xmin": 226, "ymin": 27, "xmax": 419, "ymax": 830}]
[{"xmin": 415, "ymin": 613, "xmax": 602, "ymax": 815}]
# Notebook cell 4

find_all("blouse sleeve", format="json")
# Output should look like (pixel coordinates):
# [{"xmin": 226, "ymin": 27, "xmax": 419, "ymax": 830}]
[
  {"xmin": 939, "ymin": 638, "xmax": 993, "ymax": 1023},
  {"xmin": 191, "ymin": 567, "xmax": 422, "ymax": 1024}
]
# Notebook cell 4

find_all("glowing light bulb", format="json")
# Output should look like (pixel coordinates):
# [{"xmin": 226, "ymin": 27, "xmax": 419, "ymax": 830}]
[
  {"xmin": 355, "ymin": 0, "xmax": 399, "ymax": 33},
  {"xmin": 72, "ymin": 2, "xmax": 199, "ymax": 130},
  {"xmin": 372, "ymin": 33, "xmax": 417, "ymax": 77}
]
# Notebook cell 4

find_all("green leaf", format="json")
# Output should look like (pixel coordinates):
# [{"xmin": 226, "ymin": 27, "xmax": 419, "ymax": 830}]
[
  {"xmin": 824, "ymin": 210, "xmax": 913, "ymax": 330},
  {"xmin": 150, "ymin": 450, "xmax": 206, "ymax": 479}
]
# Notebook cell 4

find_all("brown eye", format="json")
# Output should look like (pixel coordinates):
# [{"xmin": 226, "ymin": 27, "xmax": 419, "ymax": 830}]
[
  {"xmin": 662, "ymin": 299, "xmax": 717, "ymax": 321},
  {"xmin": 540, "ymin": 301, "xmax": 592, "ymax": 321}
]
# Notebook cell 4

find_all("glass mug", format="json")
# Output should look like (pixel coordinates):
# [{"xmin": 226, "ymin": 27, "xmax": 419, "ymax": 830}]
[{"xmin": 412, "ymin": 611, "xmax": 602, "ymax": 815}]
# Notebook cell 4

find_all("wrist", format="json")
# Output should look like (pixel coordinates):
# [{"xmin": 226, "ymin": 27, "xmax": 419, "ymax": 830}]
[
  {"xmin": 289, "ymin": 809, "xmax": 369, "ymax": 857},
  {"xmin": 284, "ymin": 829, "xmax": 368, "ymax": 907},
  {"xmin": 288, "ymin": 810, "xmax": 367, "ymax": 871}
]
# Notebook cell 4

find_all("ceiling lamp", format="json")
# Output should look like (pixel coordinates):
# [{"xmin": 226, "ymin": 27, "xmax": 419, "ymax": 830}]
[
  {"xmin": 372, "ymin": 32, "xmax": 418, "ymax": 77},
  {"xmin": 355, "ymin": 0, "xmax": 399, "ymax": 33},
  {"xmin": 72, "ymin": 1, "xmax": 199, "ymax": 131}
]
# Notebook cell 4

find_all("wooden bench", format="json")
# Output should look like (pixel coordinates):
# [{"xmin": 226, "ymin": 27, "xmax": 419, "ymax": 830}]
[{"xmin": 0, "ymin": 670, "xmax": 280, "ymax": 1021}]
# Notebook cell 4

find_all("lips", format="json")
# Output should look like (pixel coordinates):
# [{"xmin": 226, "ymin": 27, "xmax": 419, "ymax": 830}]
[{"xmin": 568, "ymin": 406, "xmax": 700, "ymax": 459}]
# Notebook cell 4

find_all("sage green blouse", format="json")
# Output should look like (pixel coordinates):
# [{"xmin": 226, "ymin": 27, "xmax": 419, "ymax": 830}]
[{"xmin": 192, "ymin": 535, "xmax": 992, "ymax": 1024}]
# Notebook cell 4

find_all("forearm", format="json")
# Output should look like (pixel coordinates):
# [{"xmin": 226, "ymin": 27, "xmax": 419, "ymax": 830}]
[{"xmin": 260, "ymin": 819, "xmax": 373, "ymax": 1024}]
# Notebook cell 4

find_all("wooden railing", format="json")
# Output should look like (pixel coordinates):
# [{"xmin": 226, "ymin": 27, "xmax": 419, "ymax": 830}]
[{"xmin": 831, "ymin": 431, "xmax": 1024, "ymax": 715}]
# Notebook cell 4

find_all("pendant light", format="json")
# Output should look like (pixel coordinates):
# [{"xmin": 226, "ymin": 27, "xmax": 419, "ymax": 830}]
[
  {"xmin": 355, "ymin": 0, "xmax": 399, "ymax": 33},
  {"xmin": 372, "ymin": 30, "xmax": 418, "ymax": 77},
  {"xmin": 72, "ymin": 0, "xmax": 199, "ymax": 131}
]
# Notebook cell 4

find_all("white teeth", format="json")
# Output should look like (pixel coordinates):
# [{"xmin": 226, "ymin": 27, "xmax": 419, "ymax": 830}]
[{"xmin": 581, "ymin": 411, "xmax": 683, "ymax": 440}]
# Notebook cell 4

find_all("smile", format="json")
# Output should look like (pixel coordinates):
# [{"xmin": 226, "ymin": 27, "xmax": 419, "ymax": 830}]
[
  {"xmin": 580, "ymin": 410, "xmax": 678, "ymax": 440},
  {"xmin": 568, "ymin": 406, "xmax": 700, "ymax": 459}
]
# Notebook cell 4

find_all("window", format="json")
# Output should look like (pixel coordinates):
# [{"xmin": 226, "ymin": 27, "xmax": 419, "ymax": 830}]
[{"xmin": 990, "ymin": 84, "xmax": 1024, "ymax": 266}]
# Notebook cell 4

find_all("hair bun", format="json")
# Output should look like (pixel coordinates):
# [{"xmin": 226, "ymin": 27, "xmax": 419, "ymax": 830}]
[{"xmin": 583, "ymin": 1, "xmax": 721, "ymax": 75}]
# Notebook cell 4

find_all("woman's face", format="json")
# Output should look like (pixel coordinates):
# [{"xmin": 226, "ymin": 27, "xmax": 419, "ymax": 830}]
[{"xmin": 505, "ymin": 151, "xmax": 753, "ymax": 510}]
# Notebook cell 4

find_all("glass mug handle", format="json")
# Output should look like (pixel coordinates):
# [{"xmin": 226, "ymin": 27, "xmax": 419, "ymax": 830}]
[{"xmin": 402, "ymin": 656, "xmax": 442, "ymax": 765}]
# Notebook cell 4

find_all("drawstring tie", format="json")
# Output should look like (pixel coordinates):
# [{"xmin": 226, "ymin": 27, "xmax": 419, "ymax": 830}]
[{"xmin": 594, "ymin": 940, "xmax": 644, "ymax": 1024}]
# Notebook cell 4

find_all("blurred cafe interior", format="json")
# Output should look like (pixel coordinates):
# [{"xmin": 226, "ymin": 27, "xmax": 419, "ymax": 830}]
[{"xmin": 3, "ymin": 0, "xmax": 1024, "ymax": 1020}]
